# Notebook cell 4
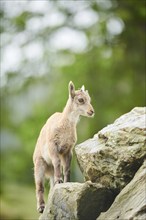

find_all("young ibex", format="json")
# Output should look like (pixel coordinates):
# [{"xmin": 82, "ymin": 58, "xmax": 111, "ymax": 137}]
[{"xmin": 33, "ymin": 81, "xmax": 94, "ymax": 213}]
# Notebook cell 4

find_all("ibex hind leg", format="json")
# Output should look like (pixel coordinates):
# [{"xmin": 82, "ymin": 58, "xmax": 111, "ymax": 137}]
[{"xmin": 34, "ymin": 158, "xmax": 47, "ymax": 213}]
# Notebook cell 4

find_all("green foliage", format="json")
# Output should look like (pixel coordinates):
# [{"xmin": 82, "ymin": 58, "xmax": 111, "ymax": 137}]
[{"xmin": 0, "ymin": 0, "xmax": 145, "ymax": 219}]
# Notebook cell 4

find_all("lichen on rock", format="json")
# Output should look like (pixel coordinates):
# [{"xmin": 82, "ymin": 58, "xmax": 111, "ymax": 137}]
[{"xmin": 75, "ymin": 107, "xmax": 146, "ymax": 191}]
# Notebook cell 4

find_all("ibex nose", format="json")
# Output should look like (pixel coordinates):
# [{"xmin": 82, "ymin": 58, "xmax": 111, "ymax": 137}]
[
  {"xmin": 90, "ymin": 110, "xmax": 94, "ymax": 115},
  {"xmin": 87, "ymin": 109, "xmax": 95, "ymax": 116}
]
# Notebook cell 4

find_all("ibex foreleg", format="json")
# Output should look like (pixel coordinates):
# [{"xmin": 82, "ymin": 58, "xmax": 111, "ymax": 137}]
[
  {"xmin": 62, "ymin": 151, "xmax": 72, "ymax": 182},
  {"xmin": 51, "ymin": 156, "xmax": 63, "ymax": 184}
]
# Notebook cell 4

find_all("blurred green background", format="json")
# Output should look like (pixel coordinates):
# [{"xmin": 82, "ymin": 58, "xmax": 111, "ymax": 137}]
[{"xmin": 0, "ymin": 0, "xmax": 145, "ymax": 219}]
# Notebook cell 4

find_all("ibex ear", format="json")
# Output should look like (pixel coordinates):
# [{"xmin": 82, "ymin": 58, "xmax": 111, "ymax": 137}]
[
  {"xmin": 81, "ymin": 85, "xmax": 85, "ymax": 92},
  {"xmin": 69, "ymin": 81, "xmax": 75, "ymax": 99}
]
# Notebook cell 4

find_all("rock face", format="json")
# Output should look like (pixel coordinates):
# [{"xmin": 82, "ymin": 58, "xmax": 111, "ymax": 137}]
[
  {"xmin": 97, "ymin": 161, "xmax": 146, "ymax": 220},
  {"xmin": 75, "ymin": 107, "xmax": 146, "ymax": 191},
  {"xmin": 39, "ymin": 107, "xmax": 146, "ymax": 220},
  {"xmin": 39, "ymin": 182, "xmax": 114, "ymax": 220}
]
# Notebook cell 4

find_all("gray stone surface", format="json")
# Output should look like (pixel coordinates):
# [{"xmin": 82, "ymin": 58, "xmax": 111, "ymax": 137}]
[
  {"xmin": 97, "ymin": 161, "xmax": 146, "ymax": 220},
  {"xmin": 39, "ymin": 181, "xmax": 114, "ymax": 220},
  {"xmin": 75, "ymin": 107, "xmax": 146, "ymax": 190}
]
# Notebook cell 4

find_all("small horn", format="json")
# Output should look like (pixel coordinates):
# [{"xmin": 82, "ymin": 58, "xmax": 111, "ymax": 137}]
[{"xmin": 81, "ymin": 85, "xmax": 85, "ymax": 91}]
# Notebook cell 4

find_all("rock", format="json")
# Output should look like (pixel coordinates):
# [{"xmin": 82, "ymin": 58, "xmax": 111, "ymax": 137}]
[
  {"xmin": 39, "ymin": 107, "xmax": 146, "ymax": 220},
  {"xmin": 39, "ymin": 181, "xmax": 115, "ymax": 220},
  {"xmin": 97, "ymin": 161, "xmax": 146, "ymax": 220},
  {"xmin": 75, "ymin": 107, "xmax": 146, "ymax": 191}
]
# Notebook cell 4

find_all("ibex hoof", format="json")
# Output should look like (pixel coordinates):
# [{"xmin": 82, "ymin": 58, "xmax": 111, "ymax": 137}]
[
  {"xmin": 55, "ymin": 179, "xmax": 63, "ymax": 184},
  {"xmin": 37, "ymin": 204, "xmax": 45, "ymax": 213}
]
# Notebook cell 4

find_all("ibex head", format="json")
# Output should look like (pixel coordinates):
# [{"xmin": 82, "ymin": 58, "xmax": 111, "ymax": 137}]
[{"xmin": 69, "ymin": 81, "xmax": 95, "ymax": 117}]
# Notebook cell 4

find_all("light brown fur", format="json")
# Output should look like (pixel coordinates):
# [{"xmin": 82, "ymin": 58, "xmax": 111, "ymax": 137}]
[{"xmin": 33, "ymin": 81, "xmax": 94, "ymax": 213}]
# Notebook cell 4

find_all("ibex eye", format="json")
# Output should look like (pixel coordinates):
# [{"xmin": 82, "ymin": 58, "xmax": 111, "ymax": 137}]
[{"xmin": 78, "ymin": 98, "xmax": 84, "ymax": 103}]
